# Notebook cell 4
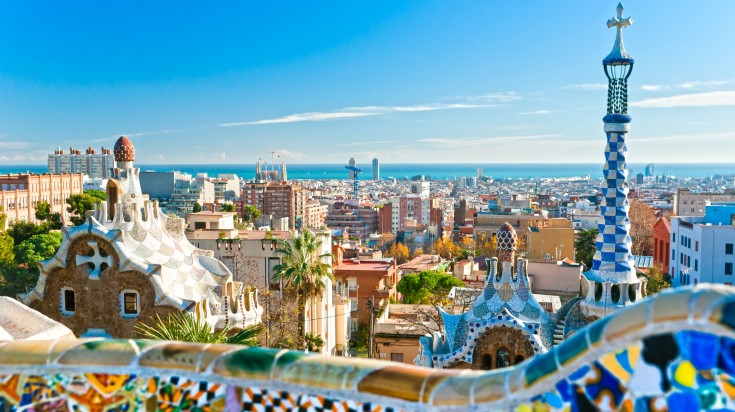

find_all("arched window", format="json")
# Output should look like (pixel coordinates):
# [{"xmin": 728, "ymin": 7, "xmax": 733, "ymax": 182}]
[
  {"xmin": 496, "ymin": 347, "xmax": 511, "ymax": 369},
  {"xmin": 482, "ymin": 354, "xmax": 493, "ymax": 370},
  {"xmin": 514, "ymin": 355, "xmax": 525, "ymax": 365}
]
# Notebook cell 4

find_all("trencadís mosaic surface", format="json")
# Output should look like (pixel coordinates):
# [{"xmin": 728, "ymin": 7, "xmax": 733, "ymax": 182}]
[{"xmin": 1, "ymin": 285, "xmax": 735, "ymax": 411}]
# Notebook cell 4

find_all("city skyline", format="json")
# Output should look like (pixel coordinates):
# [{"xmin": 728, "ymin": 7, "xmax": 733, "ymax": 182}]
[{"xmin": 1, "ymin": 1, "xmax": 734, "ymax": 165}]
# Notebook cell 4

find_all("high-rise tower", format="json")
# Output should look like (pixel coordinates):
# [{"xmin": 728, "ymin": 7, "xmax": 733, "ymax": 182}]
[
  {"xmin": 348, "ymin": 158, "xmax": 356, "ymax": 180},
  {"xmin": 580, "ymin": 3, "xmax": 644, "ymax": 317},
  {"xmin": 372, "ymin": 158, "xmax": 380, "ymax": 180}
]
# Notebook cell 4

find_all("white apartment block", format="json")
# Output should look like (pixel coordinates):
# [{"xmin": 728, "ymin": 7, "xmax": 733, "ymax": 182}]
[
  {"xmin": 48, "ymin": 147, "xmax": 114, "ymax": 179},
  {"xmin": 670, "ymin": 203, "xmax": 735, "ymax": 287}
]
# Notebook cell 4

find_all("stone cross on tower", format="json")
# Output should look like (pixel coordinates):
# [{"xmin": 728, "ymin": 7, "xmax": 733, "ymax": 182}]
[
  {"xmin": 605, "ymin": 3, "xmax": 633, "ymax": 64},
  {"xmin": 75, "ymin": 240, "xmax": 112, "ymax": 280}
]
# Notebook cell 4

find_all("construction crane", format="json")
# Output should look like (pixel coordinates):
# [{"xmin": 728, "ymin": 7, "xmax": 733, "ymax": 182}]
[{"xmin": 344, "ymin": 165, "xmax": 361, "ymax": 200}]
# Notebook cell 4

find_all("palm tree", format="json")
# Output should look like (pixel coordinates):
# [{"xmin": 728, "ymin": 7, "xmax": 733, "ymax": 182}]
[
  {"xmin": 135, "ymin": 312, "xmax": 264, "ymax": 346},
  {"xmin": 272, "ymin": 229, "xmax": 334, "ymax": 349}
]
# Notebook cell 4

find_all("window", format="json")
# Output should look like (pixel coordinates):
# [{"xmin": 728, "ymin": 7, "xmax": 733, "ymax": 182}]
[
  {"xmin": 727, "ymin": 263, "xmax": 733, "ymax": 276},
  {"xmin": 672, "ymin": 234, "xmax": 676, "ymax": 242},
  {"xmin": 390, "ymin": 353, "xmax": 404, "ymax": 363},
  {"xmin": 695, "ymin": 241, "xmax": 699, "ymax": 252},
  {"xmin": 727, "ymin": 244, "xmax": 734, "ymax": 255},
  {"xmin": 61, "ymin": 288, "xmax": 76, "ymax": 315},
  {"xmin": 695, "ymin": 260, "xmax": 698, "ymax": 271},
  {"xmin": 120, "ymin": 290, "xmax": 140, "ymax": 317}
]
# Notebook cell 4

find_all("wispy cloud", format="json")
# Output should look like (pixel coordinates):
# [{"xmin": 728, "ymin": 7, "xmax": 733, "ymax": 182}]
[
  {"xmin": 221, "ymin": 111, "xmax": 376, "ymax": 126},
  {"xmin": 89, "ymin": 129, "xmax": 182, "ymax": 143},
  {"xmin": 219, "ymin": 99, "xmax": 507, "ymax": 127},
  {"xmin": 273, "ymin": 149, "xmax": 306, "ymax": 159},
  {"xmin": 518, "ymin": 110, "xmax": 553, "ymax": 115},
  {"xmin": 631, "ymin": 91, "xmax": 735, "ymax": 108},
  {"xmin": 564, "ymin": 83, "xmax": 607, "ymax": 91},
  {"xmin": 0, "ymin": 140, "xmax": 32, "ymax": 149},
  {"xmin": 440, "ymin": 92, "xmax": 521, "ymax": 103},
  {"xmin": 632, "ymin": 131, "xmax": 735, "ymax": 143},
  {"xmin": 641, "ymin": 80, "xmax": 731, "ymax": 92},
  {"xmin": 337, "ymin": 140, "xmax": 397, "ymax": 147},
  {"xmin": 417, "ymin": 134, "xmax": 562, "ymax": 148}
]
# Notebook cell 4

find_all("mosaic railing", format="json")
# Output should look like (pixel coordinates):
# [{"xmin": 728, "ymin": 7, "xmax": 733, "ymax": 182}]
[{"xmin": 1, "ymin": 284, "xmax": 735, "ymax": 411}]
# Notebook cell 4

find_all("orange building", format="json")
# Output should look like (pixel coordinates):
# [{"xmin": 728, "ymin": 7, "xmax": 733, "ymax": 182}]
[
  {"xmin": 0, "ymin": 173, "xmax": 84, "ymax": 229},
  {"xmin": 653, "ymin": 218, "xmax": 671, "ymax": 274},
  {"xmin": 332, "ymin": 245, "xmax": 398, "ymax": 329}
]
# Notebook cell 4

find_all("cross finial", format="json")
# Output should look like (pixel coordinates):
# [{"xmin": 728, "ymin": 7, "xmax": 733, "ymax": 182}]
[
  {"xmin": 603, "ymin": 3, "xmax": 633, "ymax": 65},
  {"xmin": 607, "ymin": 3, "xmax": 632, "ymax": 31}
]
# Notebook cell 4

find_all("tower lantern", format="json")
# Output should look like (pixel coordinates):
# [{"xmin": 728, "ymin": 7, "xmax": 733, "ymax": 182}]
[{"xmin": 603, "ymin": 3, "xmax": 634, "ymax": 115}]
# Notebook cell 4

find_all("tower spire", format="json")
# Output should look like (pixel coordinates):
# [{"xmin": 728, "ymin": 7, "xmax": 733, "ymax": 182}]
[{"xmin": 581, "ymin": 4, "xmax": 643, "ymax": 317}]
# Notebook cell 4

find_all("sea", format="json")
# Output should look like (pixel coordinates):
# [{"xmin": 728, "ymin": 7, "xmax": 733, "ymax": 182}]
[{"xmin": 1, "ymin": 163, "xmax": 733, "ymax": 180}]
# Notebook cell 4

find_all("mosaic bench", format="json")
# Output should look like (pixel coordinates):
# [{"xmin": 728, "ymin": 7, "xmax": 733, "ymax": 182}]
[{"xmin": 1, "ymin": 284, "xmax": 735, "ymax": 411}]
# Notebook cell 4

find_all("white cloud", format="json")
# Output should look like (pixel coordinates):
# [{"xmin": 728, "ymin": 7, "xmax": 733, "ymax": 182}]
[
  {"xmin": 220, "ymin": 111, "xmax": 376, "ymax": 126},
  {"xmin": 417, "ymin": 134, "xmax": 562, "ymax": 148},
  {"xmin": 564, "ymin": 83, "xmax": 608, "ymax": 91},
  {"xmin": 631, "ymin": 91, "xmax": 735, "ymax": 108},
  {"xmin": 220, "ymin": 152, "xmax": 226, "ymax": 160},
  {"xmin": 518, "ymin": 110, "xmax": 552, "ymax": 115},
  {"xmin": 641, "ymin": 80, "xmax": 731, "ymax": 92},
  {"xmin": 273, "ymin": 149, "xmax": 306, "ymax": 160},
  {"xmin": 0, "ymin": 141, "xmax": 32, "ymax": 149},
  {"xmin": 219, "ymin": 99, "xmax": 503, "ymax": 127},
  {"xmin": 337, "ymin": 140, "xmax": 397, "ymax": 147}
]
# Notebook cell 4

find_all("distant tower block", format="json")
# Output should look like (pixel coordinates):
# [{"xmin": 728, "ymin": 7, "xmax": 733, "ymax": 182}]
[
  {"xmin": 348, "ymin": 158, "xmax": 356, "ymax": 180},
  {"xmin": 580, "ymin": 3, "xmax": 644, "ymax": 318},
  {"xmin": 372, "ymin": 158, "xmax": 380, "ymax": 180}
]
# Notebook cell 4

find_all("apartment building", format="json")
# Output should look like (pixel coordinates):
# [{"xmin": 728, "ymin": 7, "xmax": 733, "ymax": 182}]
[{"xmin": 0, "ymin": 173, "xmax": 84, "ymax": 229}]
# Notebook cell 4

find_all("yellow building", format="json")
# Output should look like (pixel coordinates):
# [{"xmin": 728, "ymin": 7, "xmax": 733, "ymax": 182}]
[{"xmin": 526, "ymin": 218, "xmax": 575, "ymax": 261}]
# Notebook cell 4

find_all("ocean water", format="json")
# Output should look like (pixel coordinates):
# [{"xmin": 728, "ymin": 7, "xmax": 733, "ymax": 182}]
[{"xmin": 1, "ymin": 163, "xmax": 733, "ymax": 180}]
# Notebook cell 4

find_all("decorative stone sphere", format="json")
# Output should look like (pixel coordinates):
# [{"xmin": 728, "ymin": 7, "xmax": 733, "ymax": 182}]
[
  {"xmin": 497, "ymin": 222, "xmax": 518, "ymax": 251},
  {"xmin": 114, "ymin": 136, "xmax": 135, "ymax": 162}
]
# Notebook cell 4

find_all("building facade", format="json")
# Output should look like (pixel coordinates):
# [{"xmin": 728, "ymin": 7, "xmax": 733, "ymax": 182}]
[
  {"xmin": 674, "ymin": 188, "xmax": 735, "ymax": 217},
  {"xmin": 653, "ymin": 217, "xmax": 671, "ymax": 274},
  {"xmin": 48, "ymin": 146, "xmax": 114, "ymax": 178},
  {"xmin": 0, "ymin": 173, "xmax": 84, "ymax": 229},
  {"xmin": 670, "ymin": 203, "xmax": 735, "ymax": 287}
]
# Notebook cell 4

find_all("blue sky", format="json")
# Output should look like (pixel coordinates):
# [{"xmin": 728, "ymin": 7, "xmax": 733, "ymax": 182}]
[{"xmin": 1, "ymin": 1, "xmax": 734, "ymax": 165}]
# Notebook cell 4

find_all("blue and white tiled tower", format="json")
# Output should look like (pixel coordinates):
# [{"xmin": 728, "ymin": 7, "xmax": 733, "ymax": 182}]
[{"xmin": 580, "ymin": 3, "xmax": 645, "ymax": 317}]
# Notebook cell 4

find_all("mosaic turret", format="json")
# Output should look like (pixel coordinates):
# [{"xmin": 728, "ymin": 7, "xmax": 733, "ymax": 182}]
[
  {"xmin": 580, "ymin": 3, "xmax": 644, "ymax": 317},
  {"xmin": 21, "ymin": 136, "xmax": 263, "ymax": 337},
  {"xmin": 417, "ymin": 222, "xmax": 552, "ymax": 369}
]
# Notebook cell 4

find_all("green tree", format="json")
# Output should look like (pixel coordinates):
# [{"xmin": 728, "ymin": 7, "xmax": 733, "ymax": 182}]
[
  {"xmin": 35, "ymin": 201, "xmax": 51, "ymax": 222},
  {"xmin": 14, "ymin": 232, "xmax": 63, "ymax": 270},
  {"xmin": 397, "ymin": 270, "xmax": 465, "ymax": 305},
  {"xmin": 193, "ymin": 202, "xmax": 203, "ymax": 213},
  {"xmin": 220, "ymin": 203, "xmax": 235, "ymax": 212},
  {"xmin": 575, "ymin": 228, "xmax": 599, "ymax": 270},
  {"xmin": 242, "ymin": 204, "xmax": 260, "ymax": 222},
  {"xmin": 0, "ymin": 234, "xmax": 14, "ymax": 264},
  {"xmin": 273, "ymin": 229, "xmax": 334, "ymax": 347},
  {"xmin": 135, "ymin": 312, "xmax": 264, "ymax": 345},
  {"xmin": 7, "ymin": 221, "xmax": 45, "ymax": 245},
  {"xmin": 0, "ymin": 206, "xmax": 6, "ymax": 232},
  {"xmin": 34, "ymin": 201, "xmax": 62, "ymax": 230},
  {"xmin": 304, "ymin": 332, "xmax": 325, "ymax": 352},
  {"xmin": 66, "ymin": 191, "xmax": 106, "ymax": 225},
  {"xmin": 645, "ymin": 265, "xmax": 670, "ymax": 296},
  {"xmin": 0, "ymin": 262, "xmax": 36, "ymax": 297}
]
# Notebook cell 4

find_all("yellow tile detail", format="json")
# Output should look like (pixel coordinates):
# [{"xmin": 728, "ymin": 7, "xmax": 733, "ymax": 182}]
[{"xmin": 674, "ymin": 360, "xmax": 696, "ymax": 388}]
